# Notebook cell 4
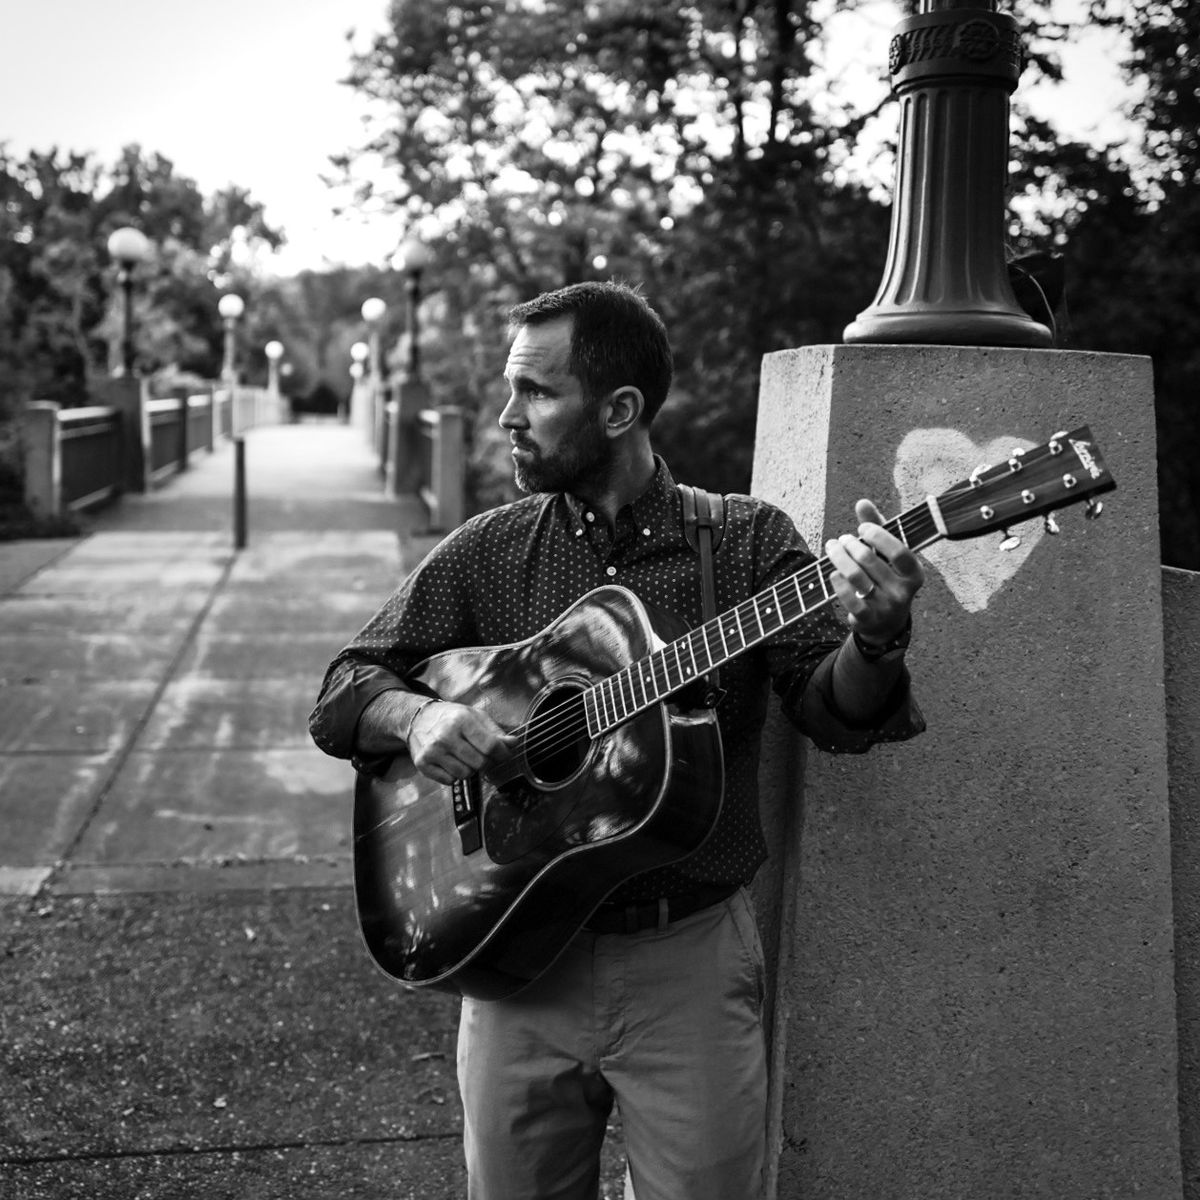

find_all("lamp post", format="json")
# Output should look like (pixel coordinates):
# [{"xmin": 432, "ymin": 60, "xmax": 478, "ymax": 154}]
[
  {"xmin": 394, "ymin": 235, "xmax": 434, "ymax": 381},
  {"xmin": 218, "ymin": 293, "xmax": 245, "ymax": 387},
  {"xmin": 361, "ymin": 298, "xmax": 388, "ymax": 463},
  {"xmin": 360, "ymin": 297, "xmax": 387, "ymax": 385},
  {"xmin": 264, "ymin": 340, "xmax": 284, "ymax": 397},
  {"xmin": 106, "ymin": 226, "xmax": 152, "ymax": 376},
  {"xmin": 349, "ymin": 341, "xmax": 370, "ymax": 431},
  {"xmin": 843, "ymin": 0, "xmax": 1052, "ymax": 347}
]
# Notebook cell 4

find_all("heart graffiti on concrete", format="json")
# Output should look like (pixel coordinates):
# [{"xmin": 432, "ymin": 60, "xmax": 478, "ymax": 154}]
[{"xmin": 893, "ymin": 428, "xmax": 1040, "ymax": 613}]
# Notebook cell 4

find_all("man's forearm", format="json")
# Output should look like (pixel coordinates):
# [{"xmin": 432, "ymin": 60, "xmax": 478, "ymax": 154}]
[{"xmin": 355, "ymin": 687, "xmax": 435, "ymax": 757}]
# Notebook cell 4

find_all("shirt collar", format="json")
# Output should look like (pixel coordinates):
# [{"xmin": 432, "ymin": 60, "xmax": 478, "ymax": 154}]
[{"xmin": 562, "ymin": 456, "xmax": 677, "ymax": 534}]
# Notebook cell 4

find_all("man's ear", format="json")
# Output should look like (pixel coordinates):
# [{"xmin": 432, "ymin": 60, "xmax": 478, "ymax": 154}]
[{"xmin": 602, "ymin": 386, "xmax": 645, "ymax": 437}]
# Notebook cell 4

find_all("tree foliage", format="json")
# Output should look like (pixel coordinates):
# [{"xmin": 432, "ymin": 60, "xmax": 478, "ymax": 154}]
[
  {"xmin": 0, "ymin": 144, "xmax": 282, "ymax": 420},
  {"xmin": 1004, "ymin": 0, "xmax": 1200, "ymax": 568},
  {"xmin": 337, "ymin": 0, "xmax": 892, "ymax": 504}
]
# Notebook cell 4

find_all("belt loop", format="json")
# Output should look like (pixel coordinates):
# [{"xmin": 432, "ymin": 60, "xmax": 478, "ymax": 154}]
[{"xmin": 656, "ymin": 898, "xmax": 669, "ymax": 929}]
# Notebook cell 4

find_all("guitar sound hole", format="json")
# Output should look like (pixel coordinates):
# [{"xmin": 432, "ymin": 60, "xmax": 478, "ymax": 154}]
[{"xmin": 524, "ymin": 684, "xmax": 590, "ymax": 787}]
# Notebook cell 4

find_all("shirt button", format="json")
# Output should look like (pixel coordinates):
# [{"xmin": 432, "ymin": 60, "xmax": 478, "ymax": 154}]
[
  {"xmin": 606, "ymin": 566, "xmax": 617, "ymax": 577},
  {"xmin": 575, "ymin": 528, "xmax": 584, "ymax": 537},
  {"xmin": 585, "ymin": 511, "xmax": 596, "ymax": 523}
]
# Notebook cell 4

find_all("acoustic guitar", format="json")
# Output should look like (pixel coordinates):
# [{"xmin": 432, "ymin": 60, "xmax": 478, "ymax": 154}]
[{"xmin": 354, "ymin": 427, "xmax": 1116, "ymax": 999}]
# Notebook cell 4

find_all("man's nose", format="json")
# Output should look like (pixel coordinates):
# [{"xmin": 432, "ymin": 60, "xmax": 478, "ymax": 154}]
[{"xmin": 498, "ymin": 395, "xmax": 526, "ymax": 429}]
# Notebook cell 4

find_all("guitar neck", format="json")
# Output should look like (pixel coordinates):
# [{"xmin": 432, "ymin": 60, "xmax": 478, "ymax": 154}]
[{"xmin": 583, "ymin": 498, "xmax": 944, "ymax": 737}]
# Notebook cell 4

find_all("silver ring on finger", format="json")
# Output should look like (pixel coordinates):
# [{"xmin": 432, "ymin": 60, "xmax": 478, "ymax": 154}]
[{"xmin": 855, "ymin": 583, "xmax": 876, "ymax": 600}]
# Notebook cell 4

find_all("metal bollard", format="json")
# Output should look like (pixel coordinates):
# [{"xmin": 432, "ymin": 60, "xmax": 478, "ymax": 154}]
[{"xmin": 233, "ymin": 436, "xmax": 247, "ymax": 549}]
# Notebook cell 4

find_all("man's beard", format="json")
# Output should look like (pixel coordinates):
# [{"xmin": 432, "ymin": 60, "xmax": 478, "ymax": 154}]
[{"xmin": 512, "ymin": 414, "xmax": 613, "ymax": 496}]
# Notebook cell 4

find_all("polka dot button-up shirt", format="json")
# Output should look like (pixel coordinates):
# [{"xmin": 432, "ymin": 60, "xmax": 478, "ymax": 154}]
[{"xmin": 310, "ymin": 459, "xmax": 923, "ymax": 903}]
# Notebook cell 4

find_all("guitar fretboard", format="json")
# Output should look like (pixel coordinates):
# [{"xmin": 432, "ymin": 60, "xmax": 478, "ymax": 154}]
[{"xmin": 581, "ymin": 501, "xmax": 941, "ymax": 737}]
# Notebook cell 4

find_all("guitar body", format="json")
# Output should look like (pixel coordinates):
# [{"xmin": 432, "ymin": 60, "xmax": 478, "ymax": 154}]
[{"xmin": 353, "ymin": 585, "xmax": 725, "ymax": 1001}]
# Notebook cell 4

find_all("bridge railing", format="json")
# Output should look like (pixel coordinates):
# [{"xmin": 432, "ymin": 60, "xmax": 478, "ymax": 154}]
[
  {"xmin": 370, "ymin": 379, "xmax": 467, "ymax": 534},
  {"xmin": 20, "ymin": 383, "xmax": 284, "ymax": 519}
]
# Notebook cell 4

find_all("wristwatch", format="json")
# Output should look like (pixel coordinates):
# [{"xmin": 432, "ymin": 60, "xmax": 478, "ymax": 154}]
[{"xmin": 852, "ymin": 617, "xmax": 912, "ymax": 664}]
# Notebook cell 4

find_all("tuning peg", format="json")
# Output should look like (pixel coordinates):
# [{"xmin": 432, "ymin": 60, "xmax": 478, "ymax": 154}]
[
  {"xmin": 1084, "ymin": 498, "xmax": 1104, "ymax": 521},
  {"xmin": 1043, "ymin": 513, "xmax": 1061, "ymax": 536},
  {"xmin": 969, "ymin": 464, "xmax": 990, "ymax": 487},
  {"xmin": 999, "ymin": 529, "xmax": 1021, "ymax": 552}
]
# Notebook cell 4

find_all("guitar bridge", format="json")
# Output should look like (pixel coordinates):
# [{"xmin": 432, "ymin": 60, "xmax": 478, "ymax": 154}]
[{"xmin": 452, "ymin": 775, "xmax": 483, "ymax": 856}]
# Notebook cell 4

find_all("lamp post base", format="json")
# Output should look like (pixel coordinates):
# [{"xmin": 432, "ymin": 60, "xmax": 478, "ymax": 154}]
[{"xmin": 843, "ymin": 306, "xmax": 1053, "ymax": 348}]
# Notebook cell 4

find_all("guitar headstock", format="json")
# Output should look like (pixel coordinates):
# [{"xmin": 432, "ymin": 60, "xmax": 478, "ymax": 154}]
[{"xmin": 934, "ymin": 426, "xmax": 1117, "ymax": 541}]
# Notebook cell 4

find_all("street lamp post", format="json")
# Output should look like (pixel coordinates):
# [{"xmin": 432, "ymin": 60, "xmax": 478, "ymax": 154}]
[
  {"xmin": 361, "ymin": 298, "xmax": 388, "ymax": 467},
  {"xmin": 350, "ymin": 340, "xmax": 370, "ymax": 432},
  {"xmin": 264, "ymin": 340, "xmax": 284, "ymax": 397},
  {"xmin": 843, "ymin": 0, "xmax": 1052, "ymax": 347},
  {"xmin": 386, "ymin": 235, "xmax": 437, "ymax": 499},
  {"xmin": 264, "ymin": 339, "xmax": 284, "ymax": 421},
  {"xmin": 106, "ymin": 226, "xmax": 152, "ymax": 376},
  {"xmin": 218, "ymin": 293, "xmax": 246, "ymax": 387},
  {"xmin": 395, "ymin": 235, "xmax": 434, "ymax": 382},
  {"xmin": 360, "ymin": 297, "xmax": 387, "ymax": 386}
]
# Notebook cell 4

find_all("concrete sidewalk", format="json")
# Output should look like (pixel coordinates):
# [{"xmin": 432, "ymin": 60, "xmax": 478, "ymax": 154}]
[{"xmin": 0, "ymin": 422, "xmax": 484, "ymax": 1198}]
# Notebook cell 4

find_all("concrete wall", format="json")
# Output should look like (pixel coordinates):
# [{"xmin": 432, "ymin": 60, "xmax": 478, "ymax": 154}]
[
  {"xmin": 751, "ymin": 344, "xmax": 1182, "ymax": 1199},
  {"xmin": 1166, "ymin": 567, "xmax": 1200, "ymax": 1198}
]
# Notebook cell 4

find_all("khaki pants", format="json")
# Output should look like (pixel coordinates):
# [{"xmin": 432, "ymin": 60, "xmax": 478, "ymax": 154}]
[{"xmin": 457, "ymin": 887, "xmax": 768, "ymax": 1200}]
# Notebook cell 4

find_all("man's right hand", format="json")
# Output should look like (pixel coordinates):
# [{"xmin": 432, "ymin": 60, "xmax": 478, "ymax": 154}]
[{"xmin": 407, "ymin": 701, "xmax": 516, "ymax": 786}]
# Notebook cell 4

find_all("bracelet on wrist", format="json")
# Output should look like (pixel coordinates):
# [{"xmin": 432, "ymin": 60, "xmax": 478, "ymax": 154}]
[{"xmin": 403, "ymin": 697, "xmax": 439, "ymax": 745}]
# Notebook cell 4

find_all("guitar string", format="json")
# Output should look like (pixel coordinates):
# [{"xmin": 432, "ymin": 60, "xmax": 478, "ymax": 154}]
[
  {"xmin": 506, "ymin": 506, "xmax": 940, "ymax": 762},
  {"xmin": 496, "ymin": 506, "xmax": 941, "ymax": 769},
  {"xmin": 480, "ymin": 439, "xmax": 1100, "ymax": 784}
]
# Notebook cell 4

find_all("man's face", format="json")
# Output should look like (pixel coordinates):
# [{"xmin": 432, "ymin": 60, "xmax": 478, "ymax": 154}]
[{"xmin": 499, "ymin": 317, "xmax": 612, "ymax": 495}]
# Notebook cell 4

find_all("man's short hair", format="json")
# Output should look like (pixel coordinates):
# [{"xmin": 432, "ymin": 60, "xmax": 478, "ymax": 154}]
[{"xmin": 507, "ymin": 281, "xmax": 673, "ymax": 424}]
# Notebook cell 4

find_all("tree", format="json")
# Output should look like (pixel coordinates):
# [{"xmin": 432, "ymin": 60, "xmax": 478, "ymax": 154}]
[
  {"xmin": 337, "ymin": 0, "xmax": 892, "ymax": 502},
  {"xmin": 0, "ymin": 143, "xmax": 285, "ymax": 422},
  {"xmin": 1002, "ymin": 0, "xmax": 1200, "ymax": 569}
]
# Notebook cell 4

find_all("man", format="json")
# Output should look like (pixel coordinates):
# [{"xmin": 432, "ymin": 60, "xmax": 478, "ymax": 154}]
[{"xmin": 310, "ymin": 281, "xmax": 925, "ymax": 1199}]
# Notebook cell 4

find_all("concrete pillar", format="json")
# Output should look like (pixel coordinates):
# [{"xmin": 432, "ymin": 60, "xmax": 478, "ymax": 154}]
[
  {"xmin": 19, "ymin": 401, "xmax": 61, "ymax": 516},
  {"xmin": 91, "ymin": 375, "xmax": 148, "ymax": 493},
  {"xmin": 176, "ymin": 394, "xmax": 189, "ymax": 471},
  {"xmin": 431, "ymin": 406, "xmax": 465, "ymax": 531},
  {"xmin": 386, "ymin": 377, "xmax": 430, "ymax": 497},
  {"xmin": 751, "ymin": 344, "xmax": 1181, "ymax": 1199},
  {"xmin": 1164, "ymin": 566, "xmax": 1200, "ymax": 1194}
]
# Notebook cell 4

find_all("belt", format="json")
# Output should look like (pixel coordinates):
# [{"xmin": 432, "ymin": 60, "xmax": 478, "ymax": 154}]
[{"xmin": 584, "ymin": 883, "xmax": 740, "ymax": 935}]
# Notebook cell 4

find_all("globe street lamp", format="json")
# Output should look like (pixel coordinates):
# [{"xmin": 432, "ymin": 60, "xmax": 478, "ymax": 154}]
[
  {"xmin": 106, "ymin": 226, "xmax": 153, "ymax": 376},
  {"xmin": 218, "ymin": 293, "xmax": 246, "ymax": 386},
  {"xmin": 360, "ymin": 296, "xmax": 387, "ymax": 385},
  {"xmin": 361, "ymin": 299, "xmax": 388, "ymax": 462},
  {"xmin": 264, "ymin": 339, "xmax": 284, "ymax": 398},
  {"xmin": 393, "ymin": 235, "xmax": 434, "ymax": 381}
]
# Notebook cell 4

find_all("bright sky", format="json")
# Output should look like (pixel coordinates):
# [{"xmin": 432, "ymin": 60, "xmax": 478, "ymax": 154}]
[
  {"xmin": 1, "ymin": 0, "xmax": 396, "ymax": 274},
  {"xmin": 1, "ymin": 0, "xmax": 1140, "ymax": 276}
]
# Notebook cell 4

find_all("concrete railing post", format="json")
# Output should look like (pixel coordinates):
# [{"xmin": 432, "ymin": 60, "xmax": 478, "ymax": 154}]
[
  {"xmin": 752, "ymin": 344, "xmax": 1181, "ymax": 1200},
  {"xmin": 91, "ymin": 375, "xmax": 148, "ymax": 493},
  {"xmin": 386, "ymin": 377, "xmax": 430, "ymax": 498},
  {"xmin": 19, "ymin": 401, "xmax": 61, "ymax": 517},
  {"xmin": 177, "ymin": 395, "xmax": 189, "ymax": 471},
  {"xmin": 431, "ymin": 406, "xmax": 465, "ymax": 531}
]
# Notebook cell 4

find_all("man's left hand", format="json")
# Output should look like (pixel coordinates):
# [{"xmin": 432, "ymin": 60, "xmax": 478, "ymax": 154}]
[{"xmin": 825, "ymin": 499, "xmax": 925, "ymax": 646}]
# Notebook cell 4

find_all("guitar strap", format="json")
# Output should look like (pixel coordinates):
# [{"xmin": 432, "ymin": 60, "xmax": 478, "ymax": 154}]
[{"xmin": 677, "ymin": 483, "xmax": 727, "ymax": 706}]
